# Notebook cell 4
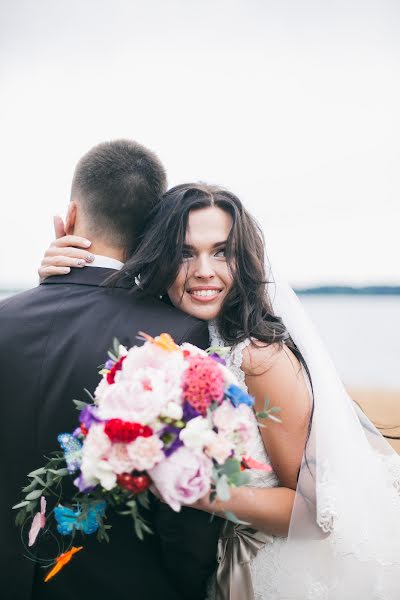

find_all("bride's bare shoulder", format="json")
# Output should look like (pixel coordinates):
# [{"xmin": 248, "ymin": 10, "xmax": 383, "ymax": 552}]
[{"xmin": 241, "ymin": 340, "xmax": 299, "ymax": 378}]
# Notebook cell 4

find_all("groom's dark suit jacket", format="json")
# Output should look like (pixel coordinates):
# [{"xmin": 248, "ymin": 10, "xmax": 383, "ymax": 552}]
[{"xmin": 0, "ymin": 268, "xmax": 221, "ymax": 600}]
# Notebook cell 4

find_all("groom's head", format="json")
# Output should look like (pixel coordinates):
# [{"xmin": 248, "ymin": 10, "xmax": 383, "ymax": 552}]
[{"xmin": 66, "ymin": 139, "xmax": 167, "ymax": 259}]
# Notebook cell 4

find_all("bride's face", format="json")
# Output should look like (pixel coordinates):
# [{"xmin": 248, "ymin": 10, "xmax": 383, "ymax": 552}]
[{"xmin": 167, "ymin": 206, "xmax": 234, "ymax": 321}]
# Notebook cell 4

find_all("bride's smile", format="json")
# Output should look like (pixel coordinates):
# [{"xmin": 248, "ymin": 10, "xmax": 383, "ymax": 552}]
[{"xmin": 167, "ymin": 205, "xmax": 234, "ymax": 321}]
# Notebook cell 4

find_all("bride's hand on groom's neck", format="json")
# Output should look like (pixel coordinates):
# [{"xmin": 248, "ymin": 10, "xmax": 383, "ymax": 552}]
[{"xmin": 38, "ymin": 215, "xmax": 94, "ymax": 280}]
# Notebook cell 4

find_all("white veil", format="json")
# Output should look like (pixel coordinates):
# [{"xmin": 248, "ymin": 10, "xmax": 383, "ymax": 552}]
[{"xmin": 268, "ymin": 271, "xmax": 400, "ymax": 598}]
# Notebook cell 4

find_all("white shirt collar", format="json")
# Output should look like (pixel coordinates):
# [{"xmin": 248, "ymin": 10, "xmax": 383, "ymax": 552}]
[{"xmin": 85, "ymin": 254, "xmax": 124, "ymax": 270}]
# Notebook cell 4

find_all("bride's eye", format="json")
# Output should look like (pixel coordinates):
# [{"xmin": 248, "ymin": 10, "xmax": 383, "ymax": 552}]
[
  {"xmin": 181, "ymin": 248, "xmax": 193, "ymax": 260},
  {"xmin": 214, "ymin": 247, "xmax": 226, "ymax": 258}
]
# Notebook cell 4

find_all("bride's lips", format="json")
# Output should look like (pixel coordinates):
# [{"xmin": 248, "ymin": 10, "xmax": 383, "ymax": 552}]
[{"xmin": 186, "ymin": 286, "xmax": 223, "ymax": 303}]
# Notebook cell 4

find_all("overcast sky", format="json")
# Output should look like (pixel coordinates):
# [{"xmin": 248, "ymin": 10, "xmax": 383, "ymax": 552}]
[{"xmin": 1, "ymin": 0, "xmax": 399, "ymax": 288}]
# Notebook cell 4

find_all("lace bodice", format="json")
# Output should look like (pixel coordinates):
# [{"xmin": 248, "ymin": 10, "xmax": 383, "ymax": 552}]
[{"xmin": 208, "ymin": 324, "xmax": 279, "ymax": 488}]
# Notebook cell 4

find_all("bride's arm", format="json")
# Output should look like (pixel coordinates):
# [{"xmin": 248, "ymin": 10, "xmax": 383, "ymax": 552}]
[
  {"xmin": 192, "ymin": 343, "xmax": 311, "ymax": 537},
  {"xmin": 38, "ymin": 216, "xmax": 94, "ymax": 278}
]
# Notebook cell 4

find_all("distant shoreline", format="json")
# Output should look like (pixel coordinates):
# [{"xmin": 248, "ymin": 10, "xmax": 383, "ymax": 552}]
[
  {"xmin": 1, "ymin": 285, "xmax": 400, "ymax": 297},
  {"xmin": 295, "ymin": 286, "xmax": 400, "ymax": 296}
]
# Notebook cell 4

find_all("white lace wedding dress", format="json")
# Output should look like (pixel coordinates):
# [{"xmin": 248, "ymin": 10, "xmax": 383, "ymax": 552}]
[
  {"xmin": 208, "ymin": 325, "xmax": 297, "ymax": 600},
  {"xmin": 208, "ymin": 322, "xmax": 400, "ymax": 600}
]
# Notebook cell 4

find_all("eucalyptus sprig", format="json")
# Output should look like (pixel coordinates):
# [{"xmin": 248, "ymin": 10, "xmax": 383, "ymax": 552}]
[
  {"xmin": 256, "ymin": 398, "xmax": 282, "ymax": 424},
  {"xmin": 13, "ymin": 453, "xmax": 69, "ymax": 526}
]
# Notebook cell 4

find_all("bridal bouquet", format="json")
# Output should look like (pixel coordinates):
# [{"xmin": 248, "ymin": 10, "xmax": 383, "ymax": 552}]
[{"xmin": 14, "ymin": 333, "xmax": 276, "ymax": 581}]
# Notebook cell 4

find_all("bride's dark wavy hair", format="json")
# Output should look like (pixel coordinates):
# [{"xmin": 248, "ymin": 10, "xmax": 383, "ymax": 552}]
[{"xmin": 114, "ymin": 182, "xmax": 312, "ymax": 385}]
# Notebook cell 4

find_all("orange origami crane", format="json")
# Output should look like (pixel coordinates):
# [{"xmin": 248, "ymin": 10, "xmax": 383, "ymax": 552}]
[
  {"xmin": 44, "ymin": 546, "xmax": 83, "ymax": 582},
  {"xmin": 139, "ymin": 332, "xmax": 180, "ymax": 352}
]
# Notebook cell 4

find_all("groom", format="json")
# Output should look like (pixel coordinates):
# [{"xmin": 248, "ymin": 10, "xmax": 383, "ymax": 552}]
[{"xmin": 0, "ymin": 140, "xmax": 221, "ymax": 600}]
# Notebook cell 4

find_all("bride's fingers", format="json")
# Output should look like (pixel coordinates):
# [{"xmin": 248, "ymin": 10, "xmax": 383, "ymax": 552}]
[
  {"xmin": 41, "ymin": 255, "xmax": 88, "ymax": 268},
  {"xmin": 38, "ymin": 265, "xmax": 71, "ymax": 278},
  {"xmin": 50, "ymin": 235, "xmax": 92, "ymax": 249},
  {"xmin": 44, "ymin": 246, "xmax": 94, "ymax": 262}
]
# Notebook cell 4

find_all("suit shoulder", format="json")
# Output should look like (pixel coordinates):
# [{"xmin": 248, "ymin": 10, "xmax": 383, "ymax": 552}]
[
  {"xmin": 0, "ymin": 286, "xmax": 42, "ymax": 313},
  {"xmin": 116, "ymin": 294, "xmax": 209, "ymax": 349}
]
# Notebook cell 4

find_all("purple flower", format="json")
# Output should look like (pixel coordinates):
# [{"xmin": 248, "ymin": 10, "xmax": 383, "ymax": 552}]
[
  {"xmin": 73, "ymin": 473, "xmax": 97, "ymax": 493},
  {"xmin": 80, "ymin": 405, "xmax": 101, "ymax": 429},
  {"xmin": 164, "ymin": 436, "xmax": 183, "ymax": 457},
  {"xmin": 209, "ymin": 352, "xmax": 226, "ymax": 366},
  {"xmin": 160, "ymin": 424, "xmax": 184, "ymax": 457},
  {"xmin": 182, "ymin": 401, "xmax": 201, "ymax": 422},
  {"xmin": 225, "ymin": 384, "xmax": 254, "ymax": 408},
  {"xmin": 105, "ymin": 359, "xmax": 115, "ymax": 370}
]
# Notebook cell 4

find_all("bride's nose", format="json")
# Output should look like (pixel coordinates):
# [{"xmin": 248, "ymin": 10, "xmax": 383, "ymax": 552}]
[{"xmin": 193, "ymin": 255, "xmax": 215, "ymax": 279}]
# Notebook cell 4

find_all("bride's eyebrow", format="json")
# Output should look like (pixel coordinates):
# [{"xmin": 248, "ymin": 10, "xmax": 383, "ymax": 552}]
[{"xmin": 182, "ymin": 241, "xmax": 227, "ymax": 249}]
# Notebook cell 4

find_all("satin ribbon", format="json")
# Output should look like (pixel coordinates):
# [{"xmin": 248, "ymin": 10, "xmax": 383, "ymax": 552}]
[{"xmin": 215, "ymin": 521, "xmax": 273, "ymax": 600}]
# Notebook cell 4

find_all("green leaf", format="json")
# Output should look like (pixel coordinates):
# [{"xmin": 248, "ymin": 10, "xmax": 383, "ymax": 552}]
[
  {"xmin": 83, "ymin": 388, "xmax": 95, "ymax": 402},
  {"xmin": 113, "ymin": 337, "xmax": 121, "ymax": 354},
  {"xmin": 12, "ymin": 500, "xmax": 30, "ymax": 510},
  {"xmin": 107, "ymin": 350, "xmax": 118, "ymax": 362},
  {"xmin": 25, "ymin": 489, "xmax": 44, "ymax": 501},
  {"xmin": 228, "ymin": 471, "xmax": 250, "ymax": 487},
  {"xmin": 223, "ymin": 511, "xmax": 250, "ymax": 525},
  {"xmin": 22, "ymin": 480, "xmax": 38, "ymax": 493},
  {"xmin": 206, "ymin": 345, "xmax": 231, "ymax": 357},
  {"xmin": 256, "ymin": 411, "xmax": 269, "ymax": 419},
  {"xmin": 219, "ymin": 458, "xmax": 241, "ymax": 477},
  {"xmin": 27, "ymin": 501, "xmax": 38, "ymax": 512},
  {"xmin": 216, "ymin": 475, "xmax": 231, "ymax": 502},
  {"xmin": 27, "ymin": 467, "xmax": 46, "ymax": 478},
  {"xmin": 136, "ymin": 492, "xmax": 150, "ymax": 510},
  {"xmin": 263, "ymin": 398, "xmax": 270, "ymax": 410},
  {"xmin": 34, "ymin": 475, "xmax": 47, "ymax": 487},
  {"xmin": 15, "ymin": 511, "xmax": 27, "ymax": 527},
  {"xmin": 140, "ymin": 521, "xmax": 153, "ymax": 536},
  {"xmin": 73, "ymin": 399, "xmax": 90, "ymax": 410},
  {"xmin": 134, "ymin": 518, "xmax": 144, "ymax": 541},
  {"xmin": 269, "ymin": 406, "xmax": 282, "ymax": 413},
  {"xmin": 102, "ymin": 530, "xmax": 110, "ymax": 543},
  {"xmin": 48, "ymin": 468, "xmax": 69, "ymax": 477}
]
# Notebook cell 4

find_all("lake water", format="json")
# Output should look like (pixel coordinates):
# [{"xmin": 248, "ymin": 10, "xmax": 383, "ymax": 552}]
[
  {"xmin": 299, "ymin": 295, "xmax": 400, "ymax": 389},
  {"xmin": 1, "ymin": 291, "xmax": 399, "ymax": 389}
]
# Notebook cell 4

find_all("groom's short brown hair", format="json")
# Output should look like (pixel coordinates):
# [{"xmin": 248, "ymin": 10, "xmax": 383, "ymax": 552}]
[{"xmin": 71, "ymin": 139, "xmax": 167, "ymax": 256}]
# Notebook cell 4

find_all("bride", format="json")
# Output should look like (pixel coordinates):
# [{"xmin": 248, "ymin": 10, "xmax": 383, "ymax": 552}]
[{"xmin": 39, "ymin": 183, "xmax": 400, "ymax": 599}]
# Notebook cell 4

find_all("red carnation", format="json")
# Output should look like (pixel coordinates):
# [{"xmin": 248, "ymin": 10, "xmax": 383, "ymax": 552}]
[
  {"xmin": 106, "ymin": 355, "xmax": 126, "ymax": 384},
  {"xmin": 104, "ymin": 419, "xmax": 153, "ymax": 443}
]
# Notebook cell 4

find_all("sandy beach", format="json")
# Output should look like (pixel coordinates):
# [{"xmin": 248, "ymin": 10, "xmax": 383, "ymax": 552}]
[{"xmin": 348, "ymin": 389, "xmax": 400, "ymax": 453}]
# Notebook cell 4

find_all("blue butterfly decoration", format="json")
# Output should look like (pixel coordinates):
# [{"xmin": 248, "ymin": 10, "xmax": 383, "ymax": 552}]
[
  {"xmin": 57, "ymin": 433, "xmax": 82, "ymax": 474},
  {"xmin": 54, "ymin": 502, "xmax": 107, "ymax": 536}
]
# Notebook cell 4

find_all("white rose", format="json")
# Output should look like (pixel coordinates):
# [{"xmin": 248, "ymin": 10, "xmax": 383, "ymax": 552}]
[
  {"xmin": 179, "ymin": 416, "xmax": 216, "ymax": 450},
  {"xmin": 162, "ymin": 401, "xmax": 183, "ymax": 421}
]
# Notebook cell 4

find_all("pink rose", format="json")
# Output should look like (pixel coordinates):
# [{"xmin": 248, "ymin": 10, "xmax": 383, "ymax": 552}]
[
  {"xmin": 107, "ymin": 442, "xmax": 137, "ymax": 475},
  {"xmin": 212, "ymin": 401, "xmax": 237, "ymax": 431},
  {"xmin": 205, "ymin": 434, "xmax": 233, "ymax": 465},
  {"xmin": 149, "ymin": 446, "xmax": 212, "ymax": 511},
  {"xmin": 127, "ymin": 435, "xmax": 164, "ymax": 471}
]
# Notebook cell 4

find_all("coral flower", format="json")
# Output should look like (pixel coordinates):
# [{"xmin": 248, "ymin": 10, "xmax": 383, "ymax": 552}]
[
  {"xmin": 182, "ymin": 355, "xmax": 225, "ymax": 415},
  {"xmin": 139, "ymin": 332, "xmax": 180, "ymax": 352}
]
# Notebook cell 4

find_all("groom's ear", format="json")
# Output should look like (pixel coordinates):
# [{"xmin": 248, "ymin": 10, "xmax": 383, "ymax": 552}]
[{"xmin": 65, "ymin": 201, "xmax": 77, "ymax": 235}]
